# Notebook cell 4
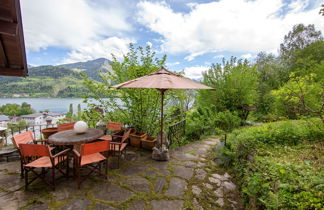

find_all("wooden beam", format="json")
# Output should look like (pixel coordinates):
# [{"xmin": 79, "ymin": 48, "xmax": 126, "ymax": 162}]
[
  {"xmin": 0, "ymin": 38, "xmax": 8, "ymax": 66},
  {"xmin": 0, "ymin": 20, "xmax": 17, "ymax": 36},
  {"xmin": 15, "ymin": 0, "xmax": 28, "ymax": 76},
  {"xmin": 0, "ymin": 67, "xmax": 26, "ymax": 76}
]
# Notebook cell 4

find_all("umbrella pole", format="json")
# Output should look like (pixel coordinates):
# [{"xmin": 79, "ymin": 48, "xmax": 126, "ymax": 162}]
[{"xmin": 160, "ymin": 89, "xmax": 166, "ymax": 148}]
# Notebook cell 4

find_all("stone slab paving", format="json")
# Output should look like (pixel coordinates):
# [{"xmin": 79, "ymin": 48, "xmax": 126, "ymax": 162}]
[{"xmin": 0, "ymin": 138, "xmax": 243, "ymax": 209}]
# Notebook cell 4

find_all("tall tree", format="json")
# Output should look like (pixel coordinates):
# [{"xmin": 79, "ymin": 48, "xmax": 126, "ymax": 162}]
[
  {"xmin": 82, "ymin": 44, "xmax": 166, "ymax": 135},
  {"xmin": 197, "ymin": 57, "xmax": 258, "ymax": 121},
  {"xmin": 280, "ymin": 24, "xmax": 323, "ymax": 61}
]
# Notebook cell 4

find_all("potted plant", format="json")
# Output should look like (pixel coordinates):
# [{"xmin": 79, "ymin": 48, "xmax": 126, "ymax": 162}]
[
  {"xmin": 41, "ymin": 127, "xmax": 58, "ymax": 139},
  {"xmin": 130, "ymin": 131, "xmax": 147, "ymax": 148},
  {"xmin": 141, "ymin": 135, "xmax": 157, "ymax": 150}
]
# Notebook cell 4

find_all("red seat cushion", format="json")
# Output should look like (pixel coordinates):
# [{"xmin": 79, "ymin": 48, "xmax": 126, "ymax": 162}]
[
  {"xmin": 25, "ymin": 156, "xmax": 66, "ymax": 168},
  {"xmin": 98, "ymin": 135, "xmax": 112, "ymax": 141},
  {"xmin": 81, "ymin": 153, "xmax": 106, "ymax": 166}
]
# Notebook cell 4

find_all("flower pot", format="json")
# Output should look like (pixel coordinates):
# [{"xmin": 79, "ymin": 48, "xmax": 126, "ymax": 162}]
[
  {"xmin": 141, "ymin": 136, "xmax": 157, "ymax": 150},
  {"xmin": 41, "ymin": 127, "xmax": 58, "ymax": 139},
  {"xmin": 130, "ymin": 132, "xmax": 147, "ymax": 148}
]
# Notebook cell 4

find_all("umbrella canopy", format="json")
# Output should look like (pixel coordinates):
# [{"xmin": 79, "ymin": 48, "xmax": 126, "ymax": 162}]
[
  {"xmin": 112, "ymin": 67, "xmax": 214, "ymax": 151},
  {"xmin": 112, "ymin": 67, "xmax": 214, "ymax": 90}
]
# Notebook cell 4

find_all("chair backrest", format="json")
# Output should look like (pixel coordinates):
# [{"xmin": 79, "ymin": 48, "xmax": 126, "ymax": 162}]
[
  {"xmin": 12, "ymin": 131, "xmax": 34, "ymax": 149},
  {"xmin": 107, "ymin": 122, "xmax": 122, "ymax": 132},
  {"xmin": 81, "ymin": 140, "xmax": 111, "ymax": 156},
  {"xmin": 121, "ymin": 129, "xmax": 132, "ymax": 143},
  {"xmin": 57, "ymin": 122, "xmax": 75, "ymax": 131},
  {"xmin": 19, "ymin": 144, "xmax": 51, "ymax": 158}
]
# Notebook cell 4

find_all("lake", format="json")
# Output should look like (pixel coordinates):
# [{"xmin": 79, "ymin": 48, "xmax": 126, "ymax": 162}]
[{"xmin": 0, "ymin": 98, "xmax": 92, "ymax": 113}]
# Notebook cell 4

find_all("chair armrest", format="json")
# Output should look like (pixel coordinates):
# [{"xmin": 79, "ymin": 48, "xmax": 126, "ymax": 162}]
[
  {"xmin": 111, "ymin": 135, "xmax": 122, "ymax": 142},
  {"xmin": 33, "ymin": 139, "xmax": 48, "ymax": 145},
  {"xmin": 52, "ymin": 149, "xmax": 70, "ymax": 158},
  {"xmin": 73, "ymin": 149, "xmax": 81, "ymax": 157}
]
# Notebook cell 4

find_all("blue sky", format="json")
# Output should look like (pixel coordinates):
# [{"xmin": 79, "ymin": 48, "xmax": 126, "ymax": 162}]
[{"xmin": 21, "ymin": 0, "xmax": 323, "ymax": 79}]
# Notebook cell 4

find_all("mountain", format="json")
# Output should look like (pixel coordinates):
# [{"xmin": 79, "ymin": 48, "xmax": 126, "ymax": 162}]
[
  {"xmin": 0, "ymin": 58, "xmax": 112, "ymax": 98},
  {"xmin": 59, "ymin": 58, "xmax": 112, "ymax": 81}
]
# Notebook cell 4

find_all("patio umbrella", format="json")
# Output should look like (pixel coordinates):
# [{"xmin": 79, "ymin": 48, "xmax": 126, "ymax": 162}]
[{"xmin": 112, "ymin": 67, "xmax": 214, "ymax": 148}]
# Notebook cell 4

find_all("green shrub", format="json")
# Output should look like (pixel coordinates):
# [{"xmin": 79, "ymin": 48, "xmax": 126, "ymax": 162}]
[
  {"xmin": 185, "ymin": 107, "xmax": 216, "ymax": 140},
  {"xmin": 219, "ymin": 118, "xmax": 324, "ymax": 209}
]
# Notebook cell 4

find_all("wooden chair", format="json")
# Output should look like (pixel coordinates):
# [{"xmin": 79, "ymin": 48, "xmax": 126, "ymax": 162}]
[
  {"xmin": 19, "ymin": 144, "xmax": 69, "ymax": 190},
  {"xmin": 12, "ymin": 131, "xmax": 50, "ymax": 178},
  {"xmin": 110, "ymin": 128, "xmax": 131, "ymax": 168},
  {"xmin": 97, "ymin": 121, "xmax": 123, "ymax": 141},
  {"xmin": 73, "ymin": 140, "xmax": 111, "ymax": 188},
  {"xmin": 57, "ymin": 122, "xmax": 75, "ymax": 131},
  {"xmin": 107, "ymin": 122, "xmax": 122, "ymax": 134}
]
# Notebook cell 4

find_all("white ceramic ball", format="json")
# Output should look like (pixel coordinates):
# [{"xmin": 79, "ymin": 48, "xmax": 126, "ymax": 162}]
[{"xmin": 74, "ymin": 121, "xmax": 88, "ymax": 134}]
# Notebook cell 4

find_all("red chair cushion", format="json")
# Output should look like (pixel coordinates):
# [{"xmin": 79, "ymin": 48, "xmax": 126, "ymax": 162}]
[{"xmin": 81, "ymin": 153, "xmax": 106, "ymax": 166}]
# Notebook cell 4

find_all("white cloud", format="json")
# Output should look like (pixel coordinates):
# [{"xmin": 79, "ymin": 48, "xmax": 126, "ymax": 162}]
[
  {"xmin": 21, "ymin": 0, "xmax": 132, "ymax": 51},
  {"xmin": 213, "ymin": 54, "xmax": 224, "ymax": 59},
  {"xmin": 137, "ymin": 0, "xmax": 324, "ymax": 59},
  {"xmin": 183, "ymin": 66, "xmax": 209, "ymax": 80},
  {"xmin": 62, "ymin": 37, "xmax": 133, "ymax": 64},
  {"xmin": 241, "ymin": 53, "xmax": 254, "ymax": 59},
  {"xmin": 146, "ymin": 41, "xmax": 153, "ymax": 48},
  {"xmin": 166, "ymin": 61, "xmax": 180, "ymax": 67}
]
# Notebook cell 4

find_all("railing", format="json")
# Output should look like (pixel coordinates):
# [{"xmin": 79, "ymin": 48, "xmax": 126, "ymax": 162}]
[
  {"xmin": 0, "ymin": 120, "xmax": 101, "ymax": 147},
  {"xmin": 0, "ymin": 124, "xmax": 57, "ymax": 146},
  {"xmin": 168, "ymin": 120, "xmax": 186, "ymax": 146}
]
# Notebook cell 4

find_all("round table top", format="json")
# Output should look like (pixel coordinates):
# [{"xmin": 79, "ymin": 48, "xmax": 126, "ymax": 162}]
[{"xmin": 48, "ymin": 128, "xmax": 104, "ymax": 145}]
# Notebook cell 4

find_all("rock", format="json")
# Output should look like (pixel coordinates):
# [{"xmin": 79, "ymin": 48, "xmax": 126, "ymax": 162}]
[
  {"xmin": 223, "ymin": 181, "xmax": 236, "ymax": 192},
  {"xmin": 119, "ymin": 164, "xmax": 148, "ymax": 176},
  {"xmin": 129, "ymin": 200, "xmax": 146, "ymax": 210},
  {"xmin": 211, "ymin": 173, "xmax": 222, "ymax": 180},
  {"xmin": 93, "ymin": 183, "xmax": 134, "ymax": 203},
  {"xmin": 166, "ymin": 178, "xmax": 187, "ymax": 197},
  {"xmin": 196, "ymin": 162, "xmax": 206, "ymax": 167},
  {"xmin": 174, "ymin": 166, "xmax": 194, "ymax": 179},
  {"xmin": 216, "ymin": 198, "xmax": 224, "ymax": 207},
  {"xmin": 208, "ymin": 177, "xmax": 221, "ymax": 186},
  {"xmin": 214, "ymin": 188, "xmax": 223, "ymax": 198},
  {"xmin": 155, "ymin": 177, "xmax": 166, "ymax": 193},
  {"xmin": 125, "ymin": 176, "xmax": 150, "ymax": 192},
  {"xmin": 223, "ymin": 172, "xmax": 231, "ymax": 179},
  {"xmin": 196, "ymin": 169, "xmax": 207, "ymax": 180},
  {"xmin": 152, "ymin": 146, "xmax": 170, "ymax": 161},
  {"xmin": 94, "ymin": 203, "xmax": 118, "ymax": 209},
  {"xmin": 151, "ymin": 200, "xmax": 183, "ymax": 210},
  {"xmin": 183, "ymin": 161, "xmax": 196, "ymax": 167},
  {"xmin": 61, "ymin": 195, "xmax": 92, "ymax": 210},
  {"xmin": 192, "ymin": 185, "xmax": 202, "ymax": 196},
  {"xmin": 193, "ymin": 198, "xmax": 203, "ymax": 210},
  {"xmin": 229, "ymin": 199, "xmax": 238, "ymax": 205},
  {"xmin": 203, "ymin": 183, "xmax": 213, "ymax": 190}
]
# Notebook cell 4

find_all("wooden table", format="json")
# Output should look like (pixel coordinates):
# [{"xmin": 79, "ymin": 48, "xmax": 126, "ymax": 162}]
[{"xmin": 48, "ymin": 128, "xmax": 104, "ymax": 149}]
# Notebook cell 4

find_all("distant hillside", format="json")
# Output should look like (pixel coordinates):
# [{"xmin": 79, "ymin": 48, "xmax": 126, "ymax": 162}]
[
  {"xmin": 59, "ymin": 58, "xmax": 112, "ymax": 81},
  {"xmin": 0, "ymin": 58, "xmax": 112, "ymax": 98}
]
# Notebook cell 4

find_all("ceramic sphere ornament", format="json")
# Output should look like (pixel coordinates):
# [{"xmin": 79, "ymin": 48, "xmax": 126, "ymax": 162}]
[{"xmin": 74, "ymin": 121, "xmax": 88, "ymax": 134}]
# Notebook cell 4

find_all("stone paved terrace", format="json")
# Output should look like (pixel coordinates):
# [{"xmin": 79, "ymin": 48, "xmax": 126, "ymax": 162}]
[{"xmin": 0, "ymin": 138, "xmax": 243, "ymax": 210}]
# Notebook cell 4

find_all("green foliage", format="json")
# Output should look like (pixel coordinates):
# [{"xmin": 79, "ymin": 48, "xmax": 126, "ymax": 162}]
[
  {"xmin": 279, "ymin": 24, "xmax": 323, "ymax": 60},
  {"xmin": 0, "ymin": 61, "xmax": 107, "ymax": 97},
  {"xmin": 185, "ymin": 108, "xmax": 241, "ymax": 140},
  {"xmin": 7, "ymin": 120, "xmax": 27, "ymax": 132},
  {"xmin": 198, "ymin": 57, "xmax": 258, "ymax": 121},
  {"xmin": 214, "ymin": 110, "xmax": 241, "ymax": 133},
  {"xmin": 272, "ymin": 73, "xmax": 324, "ymax": 121},
  {"xmin": 82, "ymin": 44, "xmax": 165, "ymax": 135},
  {"xmin": 219, "ymin": 119, "xmax": 324, "ymax": 209},
  {"xmin": 0, "ymin": 103, "xmax": 34, "ymax": 116},
  {"xmin": 65, "ymin": 103, "xmax": 83, "ymax": 122}
]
